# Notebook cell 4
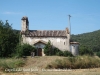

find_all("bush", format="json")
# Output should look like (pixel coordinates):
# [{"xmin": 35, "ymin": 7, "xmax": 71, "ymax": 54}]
[
  {"xmin": 53, "ymin": 48, "xmax": 60, "ymax": 55},
  {"xmin": 56, "ymin": 51, "xmax": 64, "ymax": 56},
  {"xmin": 96, "ymin": 52, "xmax": 100, "ymax": 57},
  {"xmin": 0, "ymin": 58, "xmax": 25, "ymax": 71},
  {"xmin": 16, "ymin": 44, "xmax": 36, "ymax": 57},
  {"xmin": 55, "ymin": 49, "xmax": 73, "ymax": 57},
  {"xmin": 46, "ymin": 56, "xmax": 100, "ymax": 69},
  {"xmin": 63, "ymin": 51, "xmax": 73, "ymax": 57},
  {"xmin": 44, "ymin": 41, "xmax": 73, "ymax": 57},
  {"xmin": 44, "ymin": 40, "xmax": 52, "ymax": 56}
]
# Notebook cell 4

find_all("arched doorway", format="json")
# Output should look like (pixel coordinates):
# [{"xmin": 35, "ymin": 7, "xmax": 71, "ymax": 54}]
[
  {"xmin": 38, "ymin": 48, "xmax": 42, "ymax": 56},
  {"xmin": 34, "ymin": 40, "xmax": 47, "ymax": 56}
]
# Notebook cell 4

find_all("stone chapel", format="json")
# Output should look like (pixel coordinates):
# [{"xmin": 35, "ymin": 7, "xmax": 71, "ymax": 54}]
[{"xmin": 21, "ymin": 16, "xmax": 79, "ymax": 56}]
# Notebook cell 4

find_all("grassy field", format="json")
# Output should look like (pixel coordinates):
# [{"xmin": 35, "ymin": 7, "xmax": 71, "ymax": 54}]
[{"xmin": 0, "ymin": 56, "xmax": 100, "ymax": 75}]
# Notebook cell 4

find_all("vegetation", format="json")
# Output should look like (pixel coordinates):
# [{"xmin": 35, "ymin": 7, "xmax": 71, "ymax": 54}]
[
  {"xmin": 0, "ymin": 58, "xmax": 25, "ymax": 71},
  {"xmin": 44, "ymin": 40, "xmax": 52, "ymax": 56},
  {"xmin": 79, "ymin": 46, "xmax": 94, "ymax": 55},
  {"xmin": 0, "ymin": 20, "xmax": 19, "ymax": 57},
  {"xmin": 71, "ymin": 30, "xmax": 100, "ymax": 53},
  {"xmin": 56, "ymin": 50, "xmax": 64, "ymax": 56},
  {"xmin": 15, "ymin": 44, "xmax": 36, "ymax": 57},
  {"xmin": 96, "ymin": 52, "xmax": 100, "ymax": 57},
  {"xmin": 63, "ymin": 51, "xmax": 73, "ymax": 57},
  {"xmin": 44, "ymin": 41, "xmax": 73, "ymax": 56},
  {"xmin": 1, "ymin": 56, "xmax": 100, "ymax": 75},
  {"xmin": 46, "ymin": 55, "xmax": 100, "ymax": 69}
]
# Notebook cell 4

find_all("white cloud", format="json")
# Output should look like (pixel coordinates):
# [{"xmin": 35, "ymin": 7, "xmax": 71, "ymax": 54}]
[{"xmin": 2, "ymin": 12, "xmax": 22, "ymax": 15}]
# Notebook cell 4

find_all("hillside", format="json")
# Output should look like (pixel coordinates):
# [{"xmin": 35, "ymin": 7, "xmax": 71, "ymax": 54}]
[{"xmin": 71, "ymin": 30, "xmax": 100, "ymax": 52}]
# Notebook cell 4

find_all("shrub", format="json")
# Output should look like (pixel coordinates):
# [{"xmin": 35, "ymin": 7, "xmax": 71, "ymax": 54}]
[
  {"xmin": 16, "ymin": 44, "xmax": 36, "ymax": 57},
  {"xmin": 96, "ymin": 52, "xmax": 100, "ymax": 57},
  {"xmin": 44, "ymin": 41, "xmax": 73, "ymax": 57},
  {"xmin": 55, "ymin": 50, "xmax": 73, "ymax": 57},
  {"xmin": 44, "ymin": 40, "xmax": 52, "ymax": 56},
  {"xmin": 0, "ymin": 58, "xmax": 25, "ymax": 71},
  {"xmin": 63, "ymin": 51, "xmax": 73, "ymax": 57},
  {"xmin": 46, "ymin": 56, "xmax": 100, "ymax": 69},
  {"xmin": 56, "ymin": 51, "xmax": 64, "ymax": 56},
  {"xmin": 53, "ymin": 48, "xmax": 61, "ymax": 55}
]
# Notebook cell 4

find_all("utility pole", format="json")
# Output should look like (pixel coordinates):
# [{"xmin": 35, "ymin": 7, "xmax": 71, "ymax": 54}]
[
  {"xmin": 68, "ymin": 15, "xmax": 71, "ymax": 38},
  {"xmin": 68, "ymin": 15, "xmax": 71, "ymax": 52}
]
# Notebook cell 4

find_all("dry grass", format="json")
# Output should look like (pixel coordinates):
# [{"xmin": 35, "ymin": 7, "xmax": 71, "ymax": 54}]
[
  {"xmin": 24, "ymin": 56, "xmax": 65, "ymax": 68},
  {"xmin": 46, "ymin": 56, "xmax": 100, "ymax": 69},
  {"xmin": 0, "ymin": 58, "xmax": 25, "ymax": 71},
  {"xmin": 0, "ymin": 56, "xmax": 100, "ymax": 75}
]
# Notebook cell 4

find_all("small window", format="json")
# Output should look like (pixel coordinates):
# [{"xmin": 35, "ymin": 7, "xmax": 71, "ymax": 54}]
[{"xmin": 64, "ymin": 42, "xmax": 65, "ymax": 45}]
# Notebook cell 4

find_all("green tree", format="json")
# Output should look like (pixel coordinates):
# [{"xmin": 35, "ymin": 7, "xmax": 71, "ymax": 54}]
[
  {"xmin": 0, "ymin": 20, "xmax": 19, "ymax": 57},
  {"xmin": 44, "ymin": 40, "xmax": 52, "ymax": 55},
  {"xmin": 79, "ymin": 46, "xmax": 93, "ymax": 55}
]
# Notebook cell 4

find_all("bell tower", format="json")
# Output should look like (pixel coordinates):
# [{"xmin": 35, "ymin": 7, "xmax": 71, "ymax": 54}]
[{"xmin": 21, "ymin": 16, "xmax": 29, "ymax": 31}]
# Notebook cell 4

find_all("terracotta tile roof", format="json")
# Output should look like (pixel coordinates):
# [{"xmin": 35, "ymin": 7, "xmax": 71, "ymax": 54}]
[{"xmin": 21, "ymin": 30, "xmax": 68, "ymax": 37}]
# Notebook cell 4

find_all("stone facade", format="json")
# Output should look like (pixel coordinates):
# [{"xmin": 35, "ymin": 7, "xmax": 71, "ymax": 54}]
[{"xmin": 21, "ymin": 16, "xmax": 78, "ymax": 56}]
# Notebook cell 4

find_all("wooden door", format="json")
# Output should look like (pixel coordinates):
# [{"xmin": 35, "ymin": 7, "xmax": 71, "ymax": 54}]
[{"xmin": 38, "ymin": 48, "xmax": 42, "ymax": 56}]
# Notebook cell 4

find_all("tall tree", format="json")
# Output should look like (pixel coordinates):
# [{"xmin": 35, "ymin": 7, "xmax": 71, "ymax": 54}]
[{"xmin": 0, "ymin": 20, "xmax": 19, "ymax": 57}]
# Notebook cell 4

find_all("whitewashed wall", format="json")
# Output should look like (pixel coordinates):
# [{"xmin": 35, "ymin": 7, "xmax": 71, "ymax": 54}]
[
  {"xmin": 22, "ymin": 35, "xmax": 69, "ymax": 51},
  {"xmin": 70, "ymin": 44, "xmax": 79, "ymax": 56}
]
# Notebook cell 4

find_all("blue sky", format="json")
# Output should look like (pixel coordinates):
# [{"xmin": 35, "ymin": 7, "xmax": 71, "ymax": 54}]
[{"xmin": 0, "ymin": 0, "xmax": 100, "ymax": 35}]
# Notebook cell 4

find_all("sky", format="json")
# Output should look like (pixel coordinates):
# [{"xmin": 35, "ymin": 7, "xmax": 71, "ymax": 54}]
[{"xmin": 0, "ymin": 0, "xmax": 100, "ymax": 35}]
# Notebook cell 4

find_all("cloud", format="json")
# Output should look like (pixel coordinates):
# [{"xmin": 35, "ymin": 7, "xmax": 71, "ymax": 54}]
[{"xmin": 2, "ymin": 12, "xmax": 22, "ymax": 15}]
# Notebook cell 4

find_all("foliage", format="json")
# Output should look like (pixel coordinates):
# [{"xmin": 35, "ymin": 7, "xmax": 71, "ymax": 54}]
[
  {"xmin": 46, "ymin": 56, "xmax": 100, "ymax": 69},
  {"xmin": 71, "ymin": 30, "xmax": 100, "ymax": 52},
  {"xmin": 79, "ymin": 46, "xmax": 94, "ymax": 55},
  {"xmin": 44, "ymin": 40, "xmax": 52, "ymax": 56},
  {"xmin": 63, "ymin": 51, "xmax": 73, "ymax": 57},
  {"xmin": 0, "ymin": 20, "xmax": 19, "ymax": 57},
  {"xmin": 56, "ymin": 50, "xmax": 64, "ymax": 56},
  {"xmin": 0, "ymin": 58, "xmax": 25, "ymax": 71},
  {"xmin": 55, "ymin": 50, "xmax": 73, "ymax": 57},
  {"xmin": 96, "ymin": 52, "xmax": 100, "ymax": 57},
  {"xmin": 16, "ymin": 44, "xmax": 36, "ymax": 57},
  {"xmin": 53, "ymin": 48, "xmax": 63, "ymax": 56},
  {"xmin": 44, "ymin": 41, "xmax": 73, "ymax": 56}
]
